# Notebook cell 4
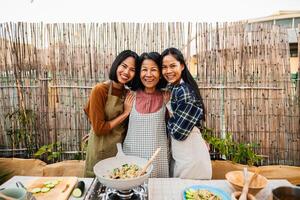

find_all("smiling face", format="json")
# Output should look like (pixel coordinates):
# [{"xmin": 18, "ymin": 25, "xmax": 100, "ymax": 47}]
[
  {"xmin": 162, "ymin": 54, "xmax": 184, "ymax": 85},
  {"xmin": 116, "ymin": 56, "xmax": 136, "ymax": 85},
  {"xmin": 140, "ymin": 59, "xmax": 160, "ymax": 93}
]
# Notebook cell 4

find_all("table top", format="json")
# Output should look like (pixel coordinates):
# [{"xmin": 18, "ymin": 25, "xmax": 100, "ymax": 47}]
[
  {"xmin": 1, "ymin": 176, "xmax": 293, "ymax": 200},
  {"xmin": 148, "ymin": 178, "xmax": 293, "ymax": 200},
  {"xmin": 0, "ymin": 176, "xmax": 94, "ymax": 200}
]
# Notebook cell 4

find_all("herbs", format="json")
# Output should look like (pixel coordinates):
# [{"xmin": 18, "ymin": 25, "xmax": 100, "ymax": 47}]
[
  {"xmin": 34, "ymin": 142, "xmax": 62, "ymax": 163},
  {"xmin": 202, "ymin": 127, "xmax": 262, "ymax": 166}
]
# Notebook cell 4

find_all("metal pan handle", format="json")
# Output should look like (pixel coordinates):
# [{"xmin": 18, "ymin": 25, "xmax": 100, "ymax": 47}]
[{"xmin": 116, "ymin": 143, "xmax": 125, "ymax": 158}]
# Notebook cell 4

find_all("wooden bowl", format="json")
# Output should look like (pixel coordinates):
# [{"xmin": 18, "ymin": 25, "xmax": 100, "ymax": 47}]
[
  {"xmin": 226, "ymin": 170, "xmax": 268, "ymax": 195},
  {"xmin": 231, "ymin": 191, "xmax": 256, "ymax": 200}
]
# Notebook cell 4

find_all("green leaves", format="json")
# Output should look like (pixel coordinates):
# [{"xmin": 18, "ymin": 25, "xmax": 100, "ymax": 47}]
[
  {"xmin": 34, "ymin": 142, "xmax": 62, "ymax": 162},
  {"xmin": 232, "ymin": 143, "xmax": 262, "ymax": 166},
  {"xmin": 203, "ymin": 127, "xmax": 262, "ymax": 166},
  {"xmin": 4, "ymin": 108, "xmax": 37, "ymax": 157}
]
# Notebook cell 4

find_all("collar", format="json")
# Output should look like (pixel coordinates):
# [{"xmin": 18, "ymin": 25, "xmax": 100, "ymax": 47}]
[{"xmin": 166, "ymin": 79, "xmax": 184, "ymax": 91}]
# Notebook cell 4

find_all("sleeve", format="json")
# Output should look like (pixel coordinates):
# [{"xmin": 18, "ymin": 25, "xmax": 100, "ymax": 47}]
[
  {"xmin": 165, "ymin": 100, "xmax": 173, "ymax": 117},
  {"xmin": 167, "ymin": 88, "xmax": 203, "ymax": 141},
  {"xmin": 84, "ymin": 84, "xmax": 112, "ymax": 135}
]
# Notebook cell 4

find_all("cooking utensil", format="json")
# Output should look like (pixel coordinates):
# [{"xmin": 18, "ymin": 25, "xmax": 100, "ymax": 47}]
[
  {"xmin": 248, "ymin": 168, "xmax": 259, "ymax": 186},
  {"xmin": 93, "ymin": 143, "xmax": 153, "ymax": 191},
  {"xmin": 0, "ymin": 191, "xmax": 15, "ymax": 200},
  {"xmin": 16, "ymin": 181, "xmax": 36, "ymax": 200},
  {"xmin": 0, "ymin": 187, "xmax": 27, "ymax": 200},
  {"xmin": 272, "ymin": 186, "xmax": 300, "ymax": 200},
  {"xmin": 138, "ymin": 147, "xmax": 160, "ymax": 176},
  {"xmin": 239, "ymin": 168, "xmax": 250, "ymax": 200},
  {"xmin": 231, "ymin": 191, "xmax": 256, "ymax": 200}
]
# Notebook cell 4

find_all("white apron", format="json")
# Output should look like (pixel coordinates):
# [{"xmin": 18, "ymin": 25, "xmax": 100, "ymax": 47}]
[
  {"xmin": 123, "ymin": 99, "xmax": 170, "ymax": 178},
  {"xmin": 171, "ymin": 126, "xmax": 212, "ymax": 179}
]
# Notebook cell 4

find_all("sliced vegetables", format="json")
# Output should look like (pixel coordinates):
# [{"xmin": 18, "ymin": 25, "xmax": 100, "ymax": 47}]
[
  {"xmin": 30, "ymin": 179, "xmax": 61, "ymax": 194},
  {"xmin": 31, "ymin": 188, "xmax": 41, "ymax": 194},
  {"xmin": 72, "ymin": 181, "xmax": 85, "ymax": 198},
  {"xmin": 46, "ymin": 183, "xmax": 55, "ymax": 188},
  {"xmin": 41, "ymin": 187, "xmax": 50, "ymax": 193}
]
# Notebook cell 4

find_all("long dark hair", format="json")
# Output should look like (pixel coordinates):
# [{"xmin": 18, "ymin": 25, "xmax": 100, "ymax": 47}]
[
  {"xmin": 109, "ymin": 50, "xmax": 139, "ymax": 88},
  {"xmin": 161, "ymin": 47, "xmax": 206, "ymax": 120},
  {"xmin": 131, "ymin": 52, "xmax": 167, "ymax": 91}
]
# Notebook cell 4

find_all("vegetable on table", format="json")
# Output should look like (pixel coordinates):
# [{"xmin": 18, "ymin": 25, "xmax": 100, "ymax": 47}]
[
  {"xmin": 72, "ymin": 181, "xmax": 85, "ymax": 198},
  {"xmin": 30, "ymin": 179, "xmax": 60, "ymax": 194},
  {"xmin": 31, "ymin": 188, "xmax": 41, "ymax": 194},
  {"xmin": 41, "ymin": 187, "xmax": 50, "ymax": 193}
]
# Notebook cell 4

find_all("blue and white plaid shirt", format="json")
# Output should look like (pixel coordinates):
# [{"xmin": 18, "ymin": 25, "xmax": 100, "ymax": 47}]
[{"xmin": 167, "ymin": 80, "xmax": 204, "ymax": 141}]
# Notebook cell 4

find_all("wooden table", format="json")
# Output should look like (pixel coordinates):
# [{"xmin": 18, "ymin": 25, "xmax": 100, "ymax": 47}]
[
  {"xmin": 0, "ymin": 176, "xmax": 94, "ymax": 200},
  {"xmin": 148, "ymin": 178, "xmax": 293, "ymax": 200}
]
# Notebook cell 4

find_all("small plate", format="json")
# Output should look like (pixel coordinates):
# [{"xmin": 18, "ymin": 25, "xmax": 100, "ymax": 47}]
[{"xmin": 183, "ymin": 185, "xmax": 231, "ymax": 200}]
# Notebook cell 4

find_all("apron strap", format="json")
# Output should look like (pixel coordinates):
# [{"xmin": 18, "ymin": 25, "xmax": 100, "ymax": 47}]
[
  {"xmin": 108, "ymin": 81, "xmax": 126, "ymax": 100},
  {"xmin": 108, "ymin": 81, "xmax": 113, "ymax": 95}
]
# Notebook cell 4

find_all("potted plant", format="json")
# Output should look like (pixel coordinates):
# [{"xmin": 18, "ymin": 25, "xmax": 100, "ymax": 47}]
[
  {"xmin": 4, "ymin": 109, "xmax": 37, "ymax": 158},
  {"xmin": 34, "ymin": 142, "xmax": 62, "ymax": 164},
  {"xmin": 202, "ymin": 127, "xmax": 262, "ymax": 166}
]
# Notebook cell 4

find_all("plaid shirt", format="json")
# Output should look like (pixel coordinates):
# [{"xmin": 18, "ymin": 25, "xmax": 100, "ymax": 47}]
[{"xmin": 167, "ymin": 80, "xmax": 204, "ymax": 141}]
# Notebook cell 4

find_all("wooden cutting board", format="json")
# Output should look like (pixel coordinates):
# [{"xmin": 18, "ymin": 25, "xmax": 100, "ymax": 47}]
[{"xmin": 26, "ymin": 177, "xmax": 78, "ymax": 200}]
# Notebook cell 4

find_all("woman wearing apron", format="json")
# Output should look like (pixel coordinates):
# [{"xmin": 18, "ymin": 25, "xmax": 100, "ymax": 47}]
[
  {"xmin": 83, "ymin": 50, "xmax": 138, "ymax": 177},
  {"xmin": 123, "ymin": 52, "xmax": 170, "ymax": 178},
  {"xmin": 161, "ymin": 47, "xmax": 212, "ymax": 179}
]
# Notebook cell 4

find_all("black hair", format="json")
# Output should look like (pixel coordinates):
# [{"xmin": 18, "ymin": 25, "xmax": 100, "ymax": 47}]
[
  {"xmin": 109, "ymin": 50, "xmax": 139, "ymax": 88},
  {"xmin": 161, "ymin": 47, "xmax": 206, "ymax": 120},
  {"xmin": 131, "ymin": 52, "xmax": 167, "ymax": 91}
]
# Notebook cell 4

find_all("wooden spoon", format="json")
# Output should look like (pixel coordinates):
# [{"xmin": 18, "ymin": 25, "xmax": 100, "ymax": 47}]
[
  {"xmin": 0, "ymin": 192, "xmax": 16, "ymax": 200},
  {"xmin": 249, "ymin": 168, "xmax": 260, "ymax": 187},
  {"xmin": 138, "ymin": 147, "xmax": 161, "ymax": 176},
  {"xmin": 239, "ymin": 168, "xmax": 250, "ymax": 200}
]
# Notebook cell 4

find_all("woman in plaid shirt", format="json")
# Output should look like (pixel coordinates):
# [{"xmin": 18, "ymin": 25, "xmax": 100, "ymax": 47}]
[{"xmin": 161, "ymin": 47, "xmax": 212, "ymax": 179}]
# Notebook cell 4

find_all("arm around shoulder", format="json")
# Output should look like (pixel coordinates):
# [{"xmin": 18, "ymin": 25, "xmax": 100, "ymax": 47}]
[{"xmin": 84, "ymin": 84, "xmax": 134, "ymax": 135}]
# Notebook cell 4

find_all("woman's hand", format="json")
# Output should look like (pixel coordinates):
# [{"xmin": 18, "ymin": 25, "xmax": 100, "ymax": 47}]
[
  {"xmin": 81, "ymin": 134, "xmax": 89, "ymax": 144},
  {"xmin": 162, "ymin": 91, "xmax": 171, "ymax": 104},
  {"xmin": 123, "ymin": 92, "xmax": 134, "ymax": 115}
]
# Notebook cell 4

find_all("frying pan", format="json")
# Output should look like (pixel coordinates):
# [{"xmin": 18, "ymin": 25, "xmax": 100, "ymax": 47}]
[
  {"xmin": 272, "ymin": 186, "xmax": 300, "ymax": 200},
  {"xmin": 93, "ymin": 143, "xmax": 153, "ymax": 191}
]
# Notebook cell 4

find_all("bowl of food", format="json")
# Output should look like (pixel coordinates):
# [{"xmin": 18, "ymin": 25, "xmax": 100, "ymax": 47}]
[
  {"xmin": 93, "ymin": 143, "xmax": 153, "ymax": 191},
  {"xmin": 225, "ymin": 170, "xmax": 267, "ymax": 195},
  {"xmin": 183, "ymin": 185, "xmax": 231, "ymax": 200}
]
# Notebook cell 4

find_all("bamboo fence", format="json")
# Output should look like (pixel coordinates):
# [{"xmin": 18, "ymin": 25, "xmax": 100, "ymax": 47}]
[{"xmin": 0, "ymin": 22, "xmax": 299, "ymax": 165}]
